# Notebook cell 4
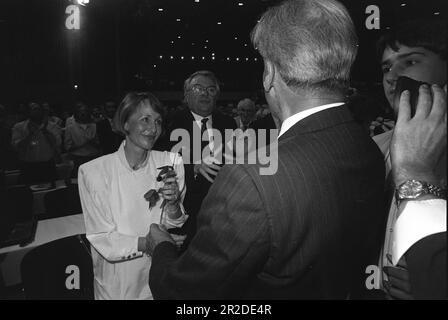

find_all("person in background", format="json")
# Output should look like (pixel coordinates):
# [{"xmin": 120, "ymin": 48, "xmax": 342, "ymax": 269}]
[
  {"xmin": 42, "ymin": 102, "xmax": 63, "ymax": 128},
  {"xmin": 373, "ymin": 19, "xmax": 446, "ymax": 299},
  {"xmin": 96, "ymin": 100, "xmax": 124, "ymax": 155},
  {"xmin": 64, "ymin": 103, "xmax": 101, "ymax": 177},
  {"xmin": 11, "ymin": 102, "xmax": 61, "ymax": 184},
  {"xmin": 159, "ymin": 70, "xmax": 237, "ymax": 250},
  {"xmin": 385, "ymin": 81, "xmax": 446, "ymax": 299},
  {"xmin": 78, "ymin": 92, "xmax": 187, "ymax": 299},
  {"xmin": 234, "ymin": 98, "xmax": 257, "ymax": 131},
  {"xmin": 91, "ymin": 105, "xmax": 105, "ymax": 123},
  {"xmin": 0, "ymin": 104, "xmax": 17, "ymax": 171}
]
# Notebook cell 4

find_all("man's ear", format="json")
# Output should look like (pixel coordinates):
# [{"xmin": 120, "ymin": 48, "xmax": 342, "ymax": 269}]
[
  {"xmin": 124, "ymin": 121, "xmax": 129, "ymax": 133},
  {"xmin": 263, "ymin": 60, "xmax": 275, "ymax": 93}
]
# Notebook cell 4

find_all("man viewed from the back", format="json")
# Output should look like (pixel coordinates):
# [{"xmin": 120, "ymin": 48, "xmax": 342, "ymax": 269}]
[{"xmin": 146, "ymin": 0, "xmax": 386, "ymax": 299}]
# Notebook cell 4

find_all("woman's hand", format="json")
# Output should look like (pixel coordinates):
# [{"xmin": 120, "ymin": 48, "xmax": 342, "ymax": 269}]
[{"xmin": 160, "ymin": 175, "xmax": 180, "ymax": 205}]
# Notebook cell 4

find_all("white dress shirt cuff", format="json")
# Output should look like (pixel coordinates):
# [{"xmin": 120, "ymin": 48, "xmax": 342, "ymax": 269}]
[{"xmin": 392, "ymin": 199, "xmax": 447, "ymax": 265}]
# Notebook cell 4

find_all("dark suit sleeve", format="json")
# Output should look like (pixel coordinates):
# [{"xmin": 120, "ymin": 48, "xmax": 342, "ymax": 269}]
[
  {"xmin": 405, "ymin": 232, "xmax": 447, "ymax": 299},
  {"xmin": 149, "ymin": 164, "xmax": 270, "ymax": 299}
]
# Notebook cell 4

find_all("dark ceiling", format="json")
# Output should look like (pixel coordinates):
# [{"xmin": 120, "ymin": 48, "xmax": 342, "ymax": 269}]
[{"xmin": 0, "ymin": 0, "xmax": 446, "ymax": 105}]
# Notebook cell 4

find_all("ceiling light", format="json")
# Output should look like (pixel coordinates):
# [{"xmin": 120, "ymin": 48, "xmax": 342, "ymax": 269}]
[
  {"xmin": 434, "ymin": 12, "xmax": 440, "ymax": 15},
  {"xmin": 158, "ymin": 8, "xmax": 163, "ymax": 12},
  {"xmin": 217, "ymin": 22, "xmax": 222, "ymax": 25},
  {"xmin": 76, "ymin": 0, "xmax": 89, "ymax": 6},
  {"xmin": 178, "ymin": 35, "xmax": 181, "ymax": 39},
  {"xmin": 176, "ymin": 18, "xmax": 181, "ymax": 22},
  {"xmin": 238, "ymin": 2, "xmax": 244, "ymax": 6},
  {"xmin": 400, "ymin": 3, "xmax": 406, "ymax": 6}
]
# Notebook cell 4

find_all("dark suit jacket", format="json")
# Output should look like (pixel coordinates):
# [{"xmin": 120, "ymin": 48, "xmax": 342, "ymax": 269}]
[
  {"xmin": 406, "ymin": 232, "xmax": 447, "ymax": 299},
  {"xmin": 149, "ymin": 105, "xmax": 386, "ymax": 299},
  {"xmin": 157, "ymin": 109, "xmax": 237, "ymax": 239}
]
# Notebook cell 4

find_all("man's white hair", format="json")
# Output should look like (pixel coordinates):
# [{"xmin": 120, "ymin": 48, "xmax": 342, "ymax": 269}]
[
  {"xmin": 251, "ymin": 0, "xmax": 358, "ymax": 93},
  {"xmin": 237, "ymin": 98, "xmax": 255, "ymax": 111}
]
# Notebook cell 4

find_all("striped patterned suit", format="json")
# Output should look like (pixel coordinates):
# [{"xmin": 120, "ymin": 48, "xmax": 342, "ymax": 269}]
[{"xmin": 149, "ymin": 105, "xmax": 386, "ymax": 299}]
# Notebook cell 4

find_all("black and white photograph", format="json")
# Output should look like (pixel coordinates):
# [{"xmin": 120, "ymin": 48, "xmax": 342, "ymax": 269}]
[{"xmin": 0, "ymin": 0, "xmax": 446, "ymax": 303}]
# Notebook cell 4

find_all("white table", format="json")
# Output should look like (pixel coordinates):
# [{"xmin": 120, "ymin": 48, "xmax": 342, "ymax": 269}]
[{"xmin": 0, "ymin": 214, "xmax": 85, "ymax": 286}]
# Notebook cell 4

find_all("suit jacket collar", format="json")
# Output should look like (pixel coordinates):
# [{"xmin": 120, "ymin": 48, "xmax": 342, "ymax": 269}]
[{"xmin": 279, "ymin": 104, "xmax": 354, "ymax": 141}]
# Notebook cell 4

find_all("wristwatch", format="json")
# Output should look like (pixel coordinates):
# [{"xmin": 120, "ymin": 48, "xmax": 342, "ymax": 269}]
[{"xmin": 395, "ymin": 179, "xmax": 447, "ymax": 204}]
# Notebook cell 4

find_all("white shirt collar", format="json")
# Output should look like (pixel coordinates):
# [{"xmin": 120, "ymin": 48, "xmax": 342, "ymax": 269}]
[
  {"xmin": 117, "ymin": 140, "xmax": 150, "ymax": 172},
  {"xmin": 278, "ymin": 102, "xmax": 345, "ymax": 138},
  {"xmin": 190, "ymin": 111, "xmax": 212, "ymax": 127}
]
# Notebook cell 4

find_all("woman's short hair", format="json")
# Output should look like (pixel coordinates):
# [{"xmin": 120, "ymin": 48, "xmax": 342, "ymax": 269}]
[
  {"xmin": 376, "ymin": 19, "xmax": 447, "ymax": 62},
  {"xmin": 251, "ymin": 0, "xmax": 357, "ymax": 93},
  {"xmin": 113, "ymin": 92, "xmax": 166, "ymax": 136}
]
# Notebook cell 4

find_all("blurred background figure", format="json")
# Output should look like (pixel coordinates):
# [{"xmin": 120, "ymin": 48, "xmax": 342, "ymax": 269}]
[
  {"xmin": 64, "ymin": 102, "xmax": 100, "ymax": 178},
  {"xmin": 91, "ymin": 105, "xmax": 105, "ymax": 123},
  {"xmin": 234, "ymin": 98, "xmax": 256, "ymax": 131},
  {"xmin": 11, "ymin": 102, "xmax": 62, "ymax": 184},
  {"xmin": 42, "ymin": 102, "xmax": 63, "ymax": 128},
  {"xmin": 255, "ymin": 103, "xmax": 270, "ymax": 120}
]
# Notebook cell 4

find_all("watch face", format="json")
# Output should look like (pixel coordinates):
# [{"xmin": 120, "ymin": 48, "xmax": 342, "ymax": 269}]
[{"xmin": 399, "ymin": 180, "xmax": 424, "ymax": 199}]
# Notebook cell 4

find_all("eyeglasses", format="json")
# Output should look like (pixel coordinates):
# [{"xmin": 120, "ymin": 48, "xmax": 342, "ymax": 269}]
[{"xmin": 189, "ymin": 84, "xmax": 218, "ymax": 96}]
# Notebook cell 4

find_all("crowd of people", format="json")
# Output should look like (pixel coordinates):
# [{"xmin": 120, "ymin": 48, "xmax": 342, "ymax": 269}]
[{"xmin": 0, "ymin": 0, "xmax": 445, "ymax": 300}]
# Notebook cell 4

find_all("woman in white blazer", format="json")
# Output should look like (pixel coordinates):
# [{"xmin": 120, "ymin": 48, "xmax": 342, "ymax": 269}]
[{"xmin": 78, "ymin": 92, "xmax": 187, "ymax": 300}]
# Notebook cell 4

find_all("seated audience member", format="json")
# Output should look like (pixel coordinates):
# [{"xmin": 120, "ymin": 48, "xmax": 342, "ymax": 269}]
[
  {"xmin": 147, "ymin": 0, "xmax": 385, "ymax": 299},
  {"xmin": 373, "ymin": 19, "xmax": 446, "ymax": 298},
  {"xmin": 234, "ymin": 98, "xmax": 257, "ymax": 131},
  {"xmin": 96, "ymin": 101, "xmax": 124, "ymax": 155},
  {"xmin": 11, "ymin": 102, "xmax": 61, "ymax": 184},
  {"xmin": 64, "ymin": 103, "xmax": 101, "ymax": 177},
  {"xmin": 385, "ymin": 81, "xmax": 446, "ymax": 299},
  {"xmin": 159, "ymin": 70, "xmax": 237, "ymax": 249},
  {"xmin": 42, "ymin": 102, "xmax": 63, "ymax": 128}
]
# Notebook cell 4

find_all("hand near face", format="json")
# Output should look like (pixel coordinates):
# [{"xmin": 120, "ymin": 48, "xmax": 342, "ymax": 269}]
[
  {"xmin": 27, "ymin": 121, "xmax": 40, "ymax": 135},
  {"xmin": 146, "ymin": 223, "xmax": 175, "ymax": 256},
  {"xmin": 390, "ymin": 84, "xmax": 447, "ymax": 186}
]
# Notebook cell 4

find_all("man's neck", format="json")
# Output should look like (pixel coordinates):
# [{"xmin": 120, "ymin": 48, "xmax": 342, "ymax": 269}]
[{"xmin": 279, "ymin": 89, "xmax": 345, "ymax": 122}]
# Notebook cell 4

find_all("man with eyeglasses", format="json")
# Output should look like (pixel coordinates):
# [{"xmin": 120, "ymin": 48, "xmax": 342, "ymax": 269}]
[{"xmin": 163, "ymin": 70, "xmax": 237, "ymax": 249}]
